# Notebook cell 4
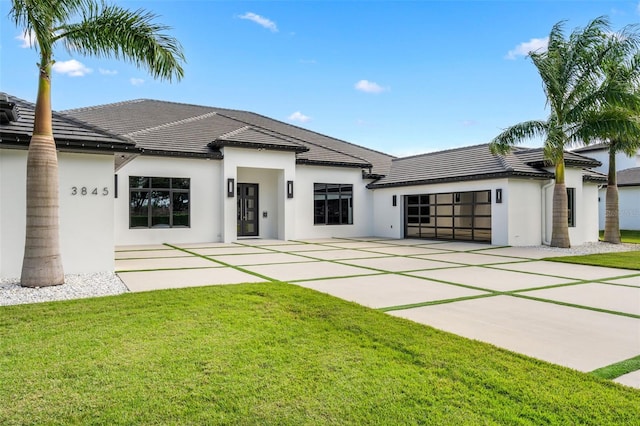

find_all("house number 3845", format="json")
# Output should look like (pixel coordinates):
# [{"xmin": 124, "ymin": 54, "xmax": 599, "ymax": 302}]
[{"xmin": 71, "ymin": 187, "xmax": 109, "ymax": 196}]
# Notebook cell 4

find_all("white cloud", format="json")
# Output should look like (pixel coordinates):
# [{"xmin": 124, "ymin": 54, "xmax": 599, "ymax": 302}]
[
  {"xmin": 288, "ymin": 111, "xmax": 311, "ymax": 123},
  {"xmin": 16, "ymin": 30, "xmax": 36, "ymax": 48},
  {"xmin": 637, "ymin": 1, "xmax": 640, "ymax": 14},
  {"xmin": 505, "ymin": 37, "xmax": 549, "ymax": 60},
  {"xmin": 99, "ymin": 68, "xmax": 118, "ymax": 75},
  {"xmin": 354, "ymin": 79, "xmax": 388, "ymax": 94},
  {"xmin": 239, "ymin": 12, "xmax": 278, "ymax": 32},
  {"xmin": 52, "ymin": 59, "xmax": 92, "ymax": 77},
  {"xmin": 462, "ymin": 120, "xmax": 478, "ymax": 127},
  {"xmin": 130, "ymin": 78, "xmax": 145, "ymax": 86}
]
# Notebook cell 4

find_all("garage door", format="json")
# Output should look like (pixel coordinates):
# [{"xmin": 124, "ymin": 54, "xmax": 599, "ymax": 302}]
[{"xmin": 404, "ymin": 190, "xmax": 491, "ymax": 242}]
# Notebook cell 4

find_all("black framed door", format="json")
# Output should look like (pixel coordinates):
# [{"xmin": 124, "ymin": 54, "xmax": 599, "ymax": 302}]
[{"xmin": 237, "ymin": 183, "xmax": 259, "ymax": 237}]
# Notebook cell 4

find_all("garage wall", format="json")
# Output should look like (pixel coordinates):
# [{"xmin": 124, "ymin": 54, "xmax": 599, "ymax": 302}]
[
  {"xmin": 371, "ymin": 178, "xmax": 516, "ymax": 245},
  {"xmin": 1, "ymin": 149, "xmax": 116, "ymax": 278}
]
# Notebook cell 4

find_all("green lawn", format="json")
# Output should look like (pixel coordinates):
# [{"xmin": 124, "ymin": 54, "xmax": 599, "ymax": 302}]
[
  {"xmin": 545, "ymin": 250, "xmax": 640, "ymax": 270},
  {"xmin": 600, "ymin": 229, "xmax": 640, "ymax": 244},
  {"xmin": 1, "ymin": 283, "xmax": 638, "ymax": 425}
]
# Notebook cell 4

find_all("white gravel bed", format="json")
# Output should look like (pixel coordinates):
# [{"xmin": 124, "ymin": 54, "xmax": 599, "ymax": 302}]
[
  {"xmin": 0, "ymin": 272, "xmax": 128, "ymax": 307},
  {"xmin": 528, "ymin": 241, "xmax": 639, "ymax": 256}
]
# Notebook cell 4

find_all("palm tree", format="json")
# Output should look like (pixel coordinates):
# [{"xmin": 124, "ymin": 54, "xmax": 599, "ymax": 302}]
[
  {"xmin": 490, "ymin": 17, "xmax": 635, "ymax": 248},
  {"xmin": 9, "ymin": 0, "xmax": 185, "ymax": 287},
  {"xmin": 584, "ymin": 50, "xmax": 640, "ymax": 243}
]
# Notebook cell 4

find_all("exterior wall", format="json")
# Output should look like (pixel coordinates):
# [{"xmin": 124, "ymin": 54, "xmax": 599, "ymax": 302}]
[
  {"xmin": 603, "ymin": 186, "xmax": 640, "ymax": 230},
  {"xmin": 371, "ymin": 178, "xmax": 535, "ymax": 246},
  {"xmin": 582, "ymin": 150, "xmax": 638, "ymax": 174},
  {"xmin": 295, "ymin": 165, "xmax": 374, "ymax": 239},
  {"xmin": 619, "ymin": 187, "xmax": 640, "ymax": 230},
  {"xmin": 507, "ymin": 179, "xmax": 544, "ymax": 246},
  {"xmin": 221, "ymin": 147, "xmax": 296, "ymax": 242},
  {"xmin": 1, "ymin": 149, "xmax": 115, "ymax": 278},
  {"xmin": 115, "ymin": 156, "xmax": 222, "ymax": 245},
  {"xmin": 543, "ymin": 167, "xmax": 599, "ymax": 245}
]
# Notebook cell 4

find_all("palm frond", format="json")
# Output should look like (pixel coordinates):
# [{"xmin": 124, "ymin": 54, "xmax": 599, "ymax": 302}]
[
  {"xmin": 489, "ymin": 120, "xmax": 548, "ymax": 154},
  {"xmin": 57, "ymin": 4, "xmax": 185, "ymax": 81}
]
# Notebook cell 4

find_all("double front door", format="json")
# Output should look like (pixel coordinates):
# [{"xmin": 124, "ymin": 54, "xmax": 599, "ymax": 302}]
[{"xmin": 237, "ymin": 183, "xmax": 259, "ymax": 237}]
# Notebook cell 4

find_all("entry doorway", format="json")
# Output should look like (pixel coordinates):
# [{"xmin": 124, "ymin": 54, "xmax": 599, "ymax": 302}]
[{"xmin": 237, "ymin": 183, "xmax": 259, "ymax": 237}]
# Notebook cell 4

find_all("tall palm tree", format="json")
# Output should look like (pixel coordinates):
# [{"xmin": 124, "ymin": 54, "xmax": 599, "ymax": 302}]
[
  {"xmin": 9, "ymin": 0, "xmax": 185, "ymax": 287},
  {"xmin": 490, "ymin": 17, "xmax": 634, "ymax": 248},
  {"xmin": 582, "ymin": 50, "xmax": 640, "ymax": 243}
]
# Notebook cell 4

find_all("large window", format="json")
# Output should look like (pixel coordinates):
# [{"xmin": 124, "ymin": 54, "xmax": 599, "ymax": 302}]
[
  {"xmin": 567, "ymin": 187, "xmax": 576, "ymax": 227},
  {"xmin": 129, "ymin": 177, "xmax": 190, "ymax": 228},
  {"xmin": 314, "ymin": 183, "xmax": 353, "ymax": 225},
  {"xmin": 405, "ymin": 190, "xmax": 491, "ymax": 242}
]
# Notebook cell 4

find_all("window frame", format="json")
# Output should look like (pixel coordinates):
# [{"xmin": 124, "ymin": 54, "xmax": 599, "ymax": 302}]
[
  {"xmin": 129, "ymin": 176, "xmax": 191, "ymax": 229},
  {"xmin": 567, "ymin": 187, "xmax": 576, "ymax": 228},
  {"xmin": 313, "ymin": 183, "xmax": 354, "ymax": 225}
]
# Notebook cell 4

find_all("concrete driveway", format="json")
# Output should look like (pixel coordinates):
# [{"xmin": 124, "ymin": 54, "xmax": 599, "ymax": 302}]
[{"xmin": 116, "ymin": 237, "xmax": 640, "ymax": 388}]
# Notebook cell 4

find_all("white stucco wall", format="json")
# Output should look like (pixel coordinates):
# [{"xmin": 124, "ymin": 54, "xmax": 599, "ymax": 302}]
[
  {"xmin": 543, "ymin": 168, "xmax": 600, "ymax": 245},
  {"xmin": 1, "ymin": 149, "xmax": 116, "ymax": 278},
  {"xmin": 295, "ymin": 165, "xmax": 373, "ymax": 239},
  {"xmin": 115, "ymin": 156, "xmax": 222, "ymax": 245},
  {"xmin": 221, "ymin": 147, "xmax": 296, "ymax": 242},
  {"xmin": 507, "ymin": 179, "xmax": 545, "ymax": 246},
  {"xmin": 371, "ymin": 178, "xmax": 528, "ymax": 246}
]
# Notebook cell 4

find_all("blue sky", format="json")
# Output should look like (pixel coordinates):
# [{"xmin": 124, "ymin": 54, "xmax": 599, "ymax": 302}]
[{"xmin": 1, "ymin": 1, "xmax": 639, "ymax": 156}]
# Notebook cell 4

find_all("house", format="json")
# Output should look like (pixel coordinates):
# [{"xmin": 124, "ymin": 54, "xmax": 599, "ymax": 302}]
[
  {"xmin": 573, "ymin": 143, "xmax": 640, "ymax": 230},
  {"xmin": 0, "ymin": 94, "xmax": 138, "ymax": 278},
  {"xmin": 0, "ymin": 94, "xmax": 606, "ymax": 279}
]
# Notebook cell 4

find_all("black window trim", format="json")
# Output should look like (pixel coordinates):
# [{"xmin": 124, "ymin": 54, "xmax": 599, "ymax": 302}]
[
  {"xmin": 313, "ymin": 183, "xmax": 354, "ymax": 225},
  {"xmin": 129, "ymin": 176, "xmax": 191, "ymax": 229}
]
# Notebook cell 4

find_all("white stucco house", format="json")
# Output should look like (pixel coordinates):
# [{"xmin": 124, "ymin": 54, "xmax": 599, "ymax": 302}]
[
  {"xmin": 573, "ymin": 143, "xmax": 640, "ymax": 230},
  {"xmin": 0, "ymin": 93, "xmax": 606, "ymax": 279}
]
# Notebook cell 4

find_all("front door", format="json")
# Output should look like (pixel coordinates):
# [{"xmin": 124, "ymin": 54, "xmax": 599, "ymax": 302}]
[{"xmin": 237, "ymin": 183, "xmax": 259, "ymax": 237}]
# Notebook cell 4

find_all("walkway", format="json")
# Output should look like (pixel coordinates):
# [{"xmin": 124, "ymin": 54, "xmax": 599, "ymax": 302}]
[{"xmin": 116, "ymin": 237, "xmax": 640, "ymax": 388}]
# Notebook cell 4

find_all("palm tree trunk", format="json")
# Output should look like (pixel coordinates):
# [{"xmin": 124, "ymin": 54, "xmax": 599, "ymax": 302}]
[
  {"xmin": 20, "ymin": 58, "xmax": 64, "ymax": 287},
  {"xmin": 550, "ymin": 159, "xmax": 571, "ymax": 248},
  {"xmin": 603, "ymin": 148, "xmax": 621, "ymax": 244}
]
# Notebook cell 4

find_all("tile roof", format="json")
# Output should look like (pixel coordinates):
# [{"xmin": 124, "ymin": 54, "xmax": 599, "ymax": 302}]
[
  {"xmin": 368, "ymin": 144, "xmax": 602, "ymax": 188},
  {"xmin": 0, "ymin": 94, "xmax": 136, "ymax": 153},
  {"xmin": 618, "ymin": 167, "xmax": 640, "ymax": 186},
  {"xmin": 63, "ymin": 99, "xmax": 386, "ymax": 171}
]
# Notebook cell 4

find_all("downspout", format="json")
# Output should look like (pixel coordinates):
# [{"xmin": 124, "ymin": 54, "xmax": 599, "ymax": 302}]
[{"xmin": 541, "ymin": 179, "xmax": 554, "ymax": 245}]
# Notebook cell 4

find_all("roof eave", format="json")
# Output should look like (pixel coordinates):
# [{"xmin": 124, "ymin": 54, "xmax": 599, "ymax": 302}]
[
  {"xmin": 210, "ymin": 140, "xmax": 309, "ymax": 153},
  {"xmin": 367, "ymin": 171, "xmax": 553, "ymax": 189},
  {"xmin": 296, "ymin": 158, "xmax": 372, "ymax": 169}
]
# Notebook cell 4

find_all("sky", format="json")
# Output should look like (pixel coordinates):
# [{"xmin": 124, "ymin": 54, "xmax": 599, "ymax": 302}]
[{"xmin": 1, "ymin": 0, "xmax": 640, "ymax": 157}]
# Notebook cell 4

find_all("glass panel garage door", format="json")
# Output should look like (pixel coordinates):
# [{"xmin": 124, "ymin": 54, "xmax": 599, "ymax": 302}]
[{"xmin": 404, "ymin": 190, "xmax": 491, "ymax": 242}]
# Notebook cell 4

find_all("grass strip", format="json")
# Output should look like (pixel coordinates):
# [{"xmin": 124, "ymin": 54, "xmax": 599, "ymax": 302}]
[
  {"xmin": 2, "ymin": 283, "xmax": 639, "ymax": 425},
  {"xmin": 164, "ymin": 243, "xmax": 278, "ymax": 282},
  {"xmin": 591, "ymin": 355, "xmax": 640, "ymax": 380},
  {"xmin": 544, "ymin": 251, "xmax": 640, "ymax": 271},
  {"xmin": 379, "ymin": 293, "xmax": 498, "ymax": 312},
  {"xmin": 509, "ymin": 293, "xmax": 640, "ymax": 319}
]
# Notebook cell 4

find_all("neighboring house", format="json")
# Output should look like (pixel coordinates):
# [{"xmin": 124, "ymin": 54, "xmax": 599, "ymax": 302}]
[
  {"xmin": 616, "ymin": 167, "xmax": 640, "ymax": 230},
  {"xmin": 573, "ymin": 143, "xmax": 640, "ymax": 230},
  {"xmin": 0, "ymin": 94, "xmax": 606, "ymax": 279}
]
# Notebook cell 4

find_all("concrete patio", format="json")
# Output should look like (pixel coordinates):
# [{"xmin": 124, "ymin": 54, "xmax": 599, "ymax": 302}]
[{"xmin": 115, "ymin": 237, "xmax": 640, "ymax": 389}]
